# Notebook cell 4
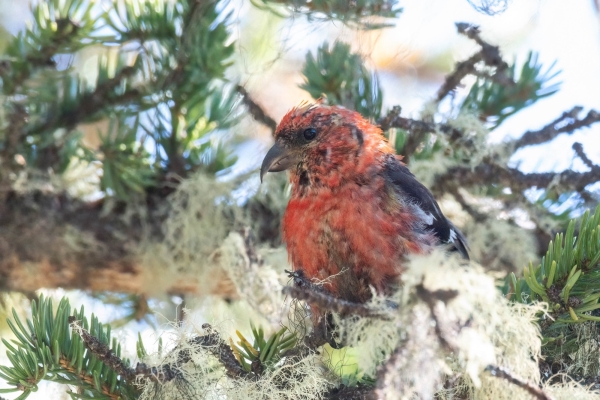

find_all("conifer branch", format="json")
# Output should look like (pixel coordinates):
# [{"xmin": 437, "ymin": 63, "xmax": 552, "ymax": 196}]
[
  {"xmin": 378, "ymin": 107, "xmax": 461, "ymax": 138},
  {"xmin": 70, "ymin": 316, "xmax": 250, "ymax": 383},
  {"xmin": 486, "ymin": 365, "xmax": 556, "ymax": 400},
  {"xmin": 26, "ymin": 66, "xmax": 139, "ymax": 137},
  {"xmin": 513, "ymin": 107, "xmax": 600, "ymax": 149},
  {"xmin": 68, "ymin": 316, "xmax": 138, "ymax": 382},
  {"xmin": 190, "ymin": 324, "xmax": 251, "ymax": 379},
  {"xmin": 0, "ymin": 18, "xmax": 82, "ymax": 96}
]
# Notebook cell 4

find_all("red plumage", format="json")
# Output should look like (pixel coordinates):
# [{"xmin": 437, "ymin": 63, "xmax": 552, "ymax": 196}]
[{"xmin": 261, "ymin": 104, "xmax": 467, "ymax": 304}]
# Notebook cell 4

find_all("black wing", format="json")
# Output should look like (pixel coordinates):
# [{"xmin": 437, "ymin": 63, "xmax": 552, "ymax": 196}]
[{"xmin": 383, "ymin": 154, "xmax": 469, "ymax": 259}]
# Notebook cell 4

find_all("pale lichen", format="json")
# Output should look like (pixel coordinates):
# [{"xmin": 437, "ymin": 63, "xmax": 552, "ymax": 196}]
[{"xmin": 332, "ymin": 251, "xmax": 546, "ymax": 399}]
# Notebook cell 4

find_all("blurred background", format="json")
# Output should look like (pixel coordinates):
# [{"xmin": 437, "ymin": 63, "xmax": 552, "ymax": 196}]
[{"xmin": 0, "ymin": 0, "xmax": 599, "ymax": 398}]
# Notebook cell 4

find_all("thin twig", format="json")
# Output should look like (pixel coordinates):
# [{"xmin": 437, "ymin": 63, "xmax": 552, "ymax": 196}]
[
  {"xmin": 283, "ymin": 286, "xmax": 391, "ymax": 319},
  {"xmin": 378, "ymin": 106, "xmax": 461, "ymax": 139},
  {"xmin": 434, "ymin": 157, "xmax": 600, "ymax": 196},
  {"xmin": 486, "ymin": 365, "xmax": 556, "ymax": 400},
  {"xmin": 436, "ymin": 23, "xmax": 511, "ymax": 102},
  {"xmin": 513, "ymin": 107, "xmax": 600, "ymax": 149},
  {"xmin": 27, "ymin": 66, "xmax": 139, "ymax": 137},
  {"xmin": 572, "ymin": 142, "xmax": 599, "ymax": 171},
  {"xmin": 377, "ymin": 105, "xmax": 463, "ymax": 160},
  {"xmin": 237, "ymin": 85, "xmax": 278, "ymax": 134},
  {"xmin": 436, "ymin": 52, "xmax": 484, "ymax": 102}
]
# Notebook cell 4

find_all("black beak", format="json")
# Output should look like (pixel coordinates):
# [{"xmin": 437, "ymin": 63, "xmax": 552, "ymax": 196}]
[{"xmin": 260, "ymin": 142, "xmax": 298, "ymax": 182}]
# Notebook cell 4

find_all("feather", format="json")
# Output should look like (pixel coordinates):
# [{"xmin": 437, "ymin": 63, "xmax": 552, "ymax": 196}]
[{"xmin": 383, "ymin": 154, "xmax": 470, "ymax": 259}]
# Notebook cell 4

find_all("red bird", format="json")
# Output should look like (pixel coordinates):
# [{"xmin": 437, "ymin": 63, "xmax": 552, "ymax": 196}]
[{"xmin": 261, "ymin": 104, "xmax": 468, "ymax": 303}]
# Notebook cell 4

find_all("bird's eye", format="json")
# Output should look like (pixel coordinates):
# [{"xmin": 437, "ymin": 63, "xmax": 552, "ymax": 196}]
[{"xmin": 303, "ymin": 128, "xmax": 317, "ymax": 141}]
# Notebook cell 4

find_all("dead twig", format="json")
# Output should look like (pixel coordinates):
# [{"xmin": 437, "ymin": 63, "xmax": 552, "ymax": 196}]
[
  {"xmin": 436, "ymin": 23, "xmax": 511, "ymax": 102},
  {"xmin": 377, "ymin": 105, "xmax": 463, "ymax": 160},
  {"xmin": 572, "ymin": 142, "xmax": 599, "ymax": 171},
  {"xmin": 486, "ymin": 365, "xmax": 556, "ymax": 400},
  {"xmin": 237, "ymin": 85, "xmax": 278, "ymax": 134},
  {"xmin": 513, "ymin": 107, "xmax": 600, "ymax": 149},
  {"xmin": 434, "ymin": 157, "xmax": 600, "ymax": 197},
  {"xmin": 283, "ymin": 285, "xmax": 391, "ymax": 319}
]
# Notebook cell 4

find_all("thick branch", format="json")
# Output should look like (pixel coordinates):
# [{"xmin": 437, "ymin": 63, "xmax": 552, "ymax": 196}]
[
  {"xmin": 486, "ymin": 365, "xmax": 556, "ymax": 400},
  {"xmin": 415, "ymin": 283, "xmax": 459, "ymax": 350},
  {"xmin": 513, "ymin": 107, "xmax": 600, "ymax": 149},
  {"xmin": 0, "ymin": 191, "xmax": 235, "ymax": 297}
]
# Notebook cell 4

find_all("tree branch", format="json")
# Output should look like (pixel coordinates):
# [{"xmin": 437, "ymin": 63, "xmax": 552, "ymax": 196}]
[
  {"xmin": 236, "ymin": 85, "xmax": 278, "ymax": 134},
  {"xmin": 572, "ymin": 142, "xmax": 599, "ymax": 171},
  {"xmin": 26, "ymin": 66, "xmax": 140, "ymax": 138},
  {"xmin": 375, "ymin": 346, "xmax": 404, "ymax": 398},
  {"xmin": 486, "ymin": 365, "xmax": 556, "ymax": 400},
  {"xmin": 415, "ymin": 283, "xmax": 459, "ymax": 350},
  {"xmin": 0, "ymin": 192, "xmax": 236, "ymax": 297},
  {"xmin": 326, "ymin": 383, "xmax": 376, "ymax": 400},
  {"xmin": 189, "ymin": 324, "xmax": 250, "ymax": 379},
  {"xmin": 283, "ymin": 285, "xmax": 391, "ymax": 319},
  {"xmin": 436, "ymin": 52, "xmax": 484, "ymax": 102},
  {"xmin": 70, "ymin": 317, "xmax": 249, "ymax": 384},
  {"xmin": 69, "ymin": 316, "xmax": 138, "ymax": 382},
  {"xmin": 436, "ymin": 23, "xmax": 511, "ymax": 102},
  {"xmin": 435, "ymin": 158, "xmax": 600, "ymax": 195},
  {"xmin": 377, "ymin": 105, "xmax": 463, "ymax": 160},
  {"xmin": 378, "ymin": 106, "xmax": 461, "ymax": 139},
  {"xmin": 512, "ymin": 107, "xmax": 600, "ymax": 149}
]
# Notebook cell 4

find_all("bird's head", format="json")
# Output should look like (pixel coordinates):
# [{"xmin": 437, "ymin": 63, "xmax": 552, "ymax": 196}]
[{"xmin": 260, "ymin": 104, "xmax": 394, "ymax": 187}]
